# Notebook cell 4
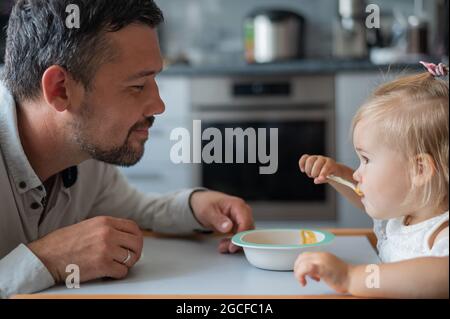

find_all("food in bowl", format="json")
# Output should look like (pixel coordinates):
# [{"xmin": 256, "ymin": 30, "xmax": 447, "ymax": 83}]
[
  {"xmin": 300, "ymin": 230, "xmax": 318, "ymax": 244},
  {"xmin": 232, "ymin": 229, "xmax": 335, "ymax": 271}
]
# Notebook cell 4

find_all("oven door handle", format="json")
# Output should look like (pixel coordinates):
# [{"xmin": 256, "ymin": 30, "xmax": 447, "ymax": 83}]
[{"xmin": 192, "ymin": 110, "xmax": 333, "ymax": 121}]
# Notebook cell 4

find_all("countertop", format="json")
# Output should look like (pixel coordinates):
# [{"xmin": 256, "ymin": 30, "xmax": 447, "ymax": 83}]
[
  {"xmin": 160, "ymin": 59, "xmax": 423, "ymax": 77},
  {"xmin": 0, "ymin": 60, "xmax": 426, "ymax": 78}
]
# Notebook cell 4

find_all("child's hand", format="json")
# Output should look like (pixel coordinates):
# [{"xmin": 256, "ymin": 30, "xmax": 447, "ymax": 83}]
[
  {"xmin": 294, "ymin": 252, "xmax": 352, "ymax": 294},
  {"xmin": 298, "ymin": 155, "xmax": 340, "ymax": 184}
]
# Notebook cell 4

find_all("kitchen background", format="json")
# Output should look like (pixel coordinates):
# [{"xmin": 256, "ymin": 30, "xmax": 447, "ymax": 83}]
[
  {"xmin": 155, "ymin": 0, "xmax": 447, "ymax": 64},
  {"xmin": 1, "ymin": 0, "xmax": 448, "ymax": 228}
]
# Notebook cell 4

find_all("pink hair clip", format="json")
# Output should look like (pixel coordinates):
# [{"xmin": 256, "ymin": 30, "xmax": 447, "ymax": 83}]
[{"xmin": 420, "ymin": 61, "xmax": 449, "ymax": 77}]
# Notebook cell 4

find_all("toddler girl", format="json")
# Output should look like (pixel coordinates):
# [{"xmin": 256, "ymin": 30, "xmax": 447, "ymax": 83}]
[{"xmin": 295, "ymin": 62, "xmax": 449, "ymax": 298}]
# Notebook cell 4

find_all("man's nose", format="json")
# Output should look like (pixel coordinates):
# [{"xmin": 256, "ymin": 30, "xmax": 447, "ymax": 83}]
[
  {"xmin": 153, "ymin": 96, "xmax": 165, "ymax": 115},
  {"xmin": 144, "ymin": 93, "xmax": 165, "ymax": 117}
]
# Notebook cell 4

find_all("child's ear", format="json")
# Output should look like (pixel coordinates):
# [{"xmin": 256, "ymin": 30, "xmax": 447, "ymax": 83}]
[{"xmin": 411, "ymin": 153, "xmax": 436, "ymax": 187}]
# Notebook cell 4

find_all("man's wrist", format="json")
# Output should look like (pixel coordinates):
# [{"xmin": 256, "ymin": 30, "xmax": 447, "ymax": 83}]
[
  {"xmin": 188, "ymin": 188, "xmax": 212, "ymax": 233},
  {"xmin": 27, "ymin": 241, "xmax": 61, "ymax": 283}
]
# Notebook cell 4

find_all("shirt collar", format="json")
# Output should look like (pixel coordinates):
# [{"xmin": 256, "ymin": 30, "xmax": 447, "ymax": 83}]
[{"xmin": 0, "ymin": 81, "xmax": 77, "ymax": 194}]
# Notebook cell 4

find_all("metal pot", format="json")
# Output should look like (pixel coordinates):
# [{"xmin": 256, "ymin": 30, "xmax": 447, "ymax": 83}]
[{"xmin": 245, "ymin": 9, "xmax": 305, "ymax": 64}]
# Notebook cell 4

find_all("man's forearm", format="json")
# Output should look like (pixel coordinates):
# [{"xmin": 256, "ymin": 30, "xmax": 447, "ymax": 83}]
[
  {"xmin": 0, "ymin": 244, "xmax": 55, "ymax": 298},
  {"xmin": 348, "ymin": 257, "xmax": 449, "ymax": 298},
  {"xmin": 87, "ymin": 164, "xmax": 209, "ymax": 234}
]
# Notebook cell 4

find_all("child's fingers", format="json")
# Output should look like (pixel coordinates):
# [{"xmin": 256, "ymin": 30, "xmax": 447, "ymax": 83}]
[
  {"xmin": 294, "ymin": 261, "xmax": 320, "ymax": 287},
  {"xmin": 310, "ymin": 157, "xmax": 327, "ymax": 178},
  {"xmin": 314, "ymin": 176, "xmax": 327, "ymax": 184},
  {"xmin": 298, "ymin": 154, "xmax": 310, "ymax": 172},
  {"xmin": 294, "ymin": 271, "xmax": 307, "ymax": 286},
  {"xmin": 294, "ymin": 253, "xmax": 320, "ymax": 270},
  {"xmin": 308, "ymin": 263, "xmax": 320, "ymax": 279},
  {"xmin": 304, "ymin": 156, "xmax": 319, "ymax": 177},
  {"xmin": 294, "ymin": 252, "xmax": 315, "ymax": 269},
  {"xmin": 294, "ymin": 254, "xmax": 311, "ymax": 284},
  {"xmin": 294, "ymin": 263, "xmax": 310, "ymax": 286},
  {"xmin": 317, "ymin": 163, "xmax": 335, "ymax": 181}
]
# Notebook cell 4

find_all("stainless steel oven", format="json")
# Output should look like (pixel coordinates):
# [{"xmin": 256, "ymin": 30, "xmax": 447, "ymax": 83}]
[{"xmin": 191, "ymin": 75, "xmax": 336, "ymax": 220}]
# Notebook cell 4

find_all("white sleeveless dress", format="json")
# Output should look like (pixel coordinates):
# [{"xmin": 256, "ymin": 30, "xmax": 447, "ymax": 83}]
[{"xmin": 373, "ymin": 211, "xmax": 449, "ymax": 263}]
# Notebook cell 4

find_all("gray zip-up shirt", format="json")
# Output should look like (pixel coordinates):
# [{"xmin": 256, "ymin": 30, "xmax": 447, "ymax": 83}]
[{"xmin": 0, "ymin": 82, "xmax": 207, "ymax": 298}]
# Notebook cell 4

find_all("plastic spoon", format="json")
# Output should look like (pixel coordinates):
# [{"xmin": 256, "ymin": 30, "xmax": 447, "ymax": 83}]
[{"xmin": 327, "ymin": 175, "xmax": 364, "ymax": 197}]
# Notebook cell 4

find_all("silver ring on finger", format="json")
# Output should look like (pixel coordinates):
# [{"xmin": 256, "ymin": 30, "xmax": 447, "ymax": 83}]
[{"xmin": 122, "ymin": 249, "xmax": 132, "ymax": 266}]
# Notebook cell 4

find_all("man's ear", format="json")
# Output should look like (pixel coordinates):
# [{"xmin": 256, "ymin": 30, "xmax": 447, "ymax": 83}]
[
  {"xmin": 41, "ymin": 65, "xmax": 72, "ymax": 112},
  {"xmin": 411, "ymin": 153, "xmax": 436, "ymax": 187}
]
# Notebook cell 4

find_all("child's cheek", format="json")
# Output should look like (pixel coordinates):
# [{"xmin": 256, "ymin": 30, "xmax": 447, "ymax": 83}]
[{"xmin": 361, "ymin": 182, "xmax": 390, "ymax": 218}]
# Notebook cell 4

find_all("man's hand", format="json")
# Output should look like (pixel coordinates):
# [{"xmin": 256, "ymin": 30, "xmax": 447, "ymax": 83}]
[
  {"xmin": 27, "ymin": 216, "xmax": 143, "ymax": 284},
  {"xmin": 190, "ymin": 191, "xmax": 254, "ymax": 254}
]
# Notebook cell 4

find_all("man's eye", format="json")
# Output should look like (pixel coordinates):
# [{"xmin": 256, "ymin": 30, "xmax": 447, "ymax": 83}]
[
  {"xmin": 361, "ymin": 156, "xmax": 369, "ymax": 164},
  {"xmin": 131, "ymin": 85, "xmax": 145, "ymax": 92}
]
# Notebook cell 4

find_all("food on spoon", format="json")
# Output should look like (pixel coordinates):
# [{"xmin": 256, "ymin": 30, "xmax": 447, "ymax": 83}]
[{"xmin": 355, "ymin": 186, "xmax": 364, "ymax": 197}]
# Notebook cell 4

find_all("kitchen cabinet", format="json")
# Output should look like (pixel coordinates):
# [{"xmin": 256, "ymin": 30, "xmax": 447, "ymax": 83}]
[
  {"xmin": 119, "ymin": 76, "xmax": 194, "ymax": 194},
  {"xmin": 335, "ymin": 72, "xmax": 379, "ymax": 228}
]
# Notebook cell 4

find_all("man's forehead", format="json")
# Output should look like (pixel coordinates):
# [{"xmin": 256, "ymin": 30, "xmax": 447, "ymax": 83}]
[
  {"xmin": 126, "ymin": 68, "xmax": 163, "ymax": 81},
  {"xmin": 106, "ymin": 24, "xmax": 163, "ymax": 75}
]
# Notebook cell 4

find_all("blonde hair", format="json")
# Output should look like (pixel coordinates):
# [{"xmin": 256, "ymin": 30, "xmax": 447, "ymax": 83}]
[{"xmin": 352, "ymin": 72, "xmax": 449, "ymax": 210}]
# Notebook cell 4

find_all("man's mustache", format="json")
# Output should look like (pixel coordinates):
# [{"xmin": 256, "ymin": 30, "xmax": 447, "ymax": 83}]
[{"xmin": 131, "ymin": 116, "xmax": 155, "ymax": 132}]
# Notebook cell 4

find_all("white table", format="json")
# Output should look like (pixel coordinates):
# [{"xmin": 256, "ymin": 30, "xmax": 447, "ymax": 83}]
[{"xmin": 34, "ymin": 232, "xmax": 380, "ymax": 297}]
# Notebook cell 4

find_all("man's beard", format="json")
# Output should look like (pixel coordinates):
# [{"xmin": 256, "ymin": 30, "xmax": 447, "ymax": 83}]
[{"xmin": 72, "ymin": 100, "xmax": 155, "ymax": 167}]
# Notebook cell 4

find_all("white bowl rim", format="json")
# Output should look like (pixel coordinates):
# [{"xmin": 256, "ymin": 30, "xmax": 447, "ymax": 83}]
[{"xmin": 231, "ymin": 228, "xmax": 335, "ymax": 250}]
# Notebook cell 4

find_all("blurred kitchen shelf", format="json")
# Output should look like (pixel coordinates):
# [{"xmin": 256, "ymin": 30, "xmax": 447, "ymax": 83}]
[{"xmin": 161, "ymin": 59, "xmax": 424, "ymax": 77}]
